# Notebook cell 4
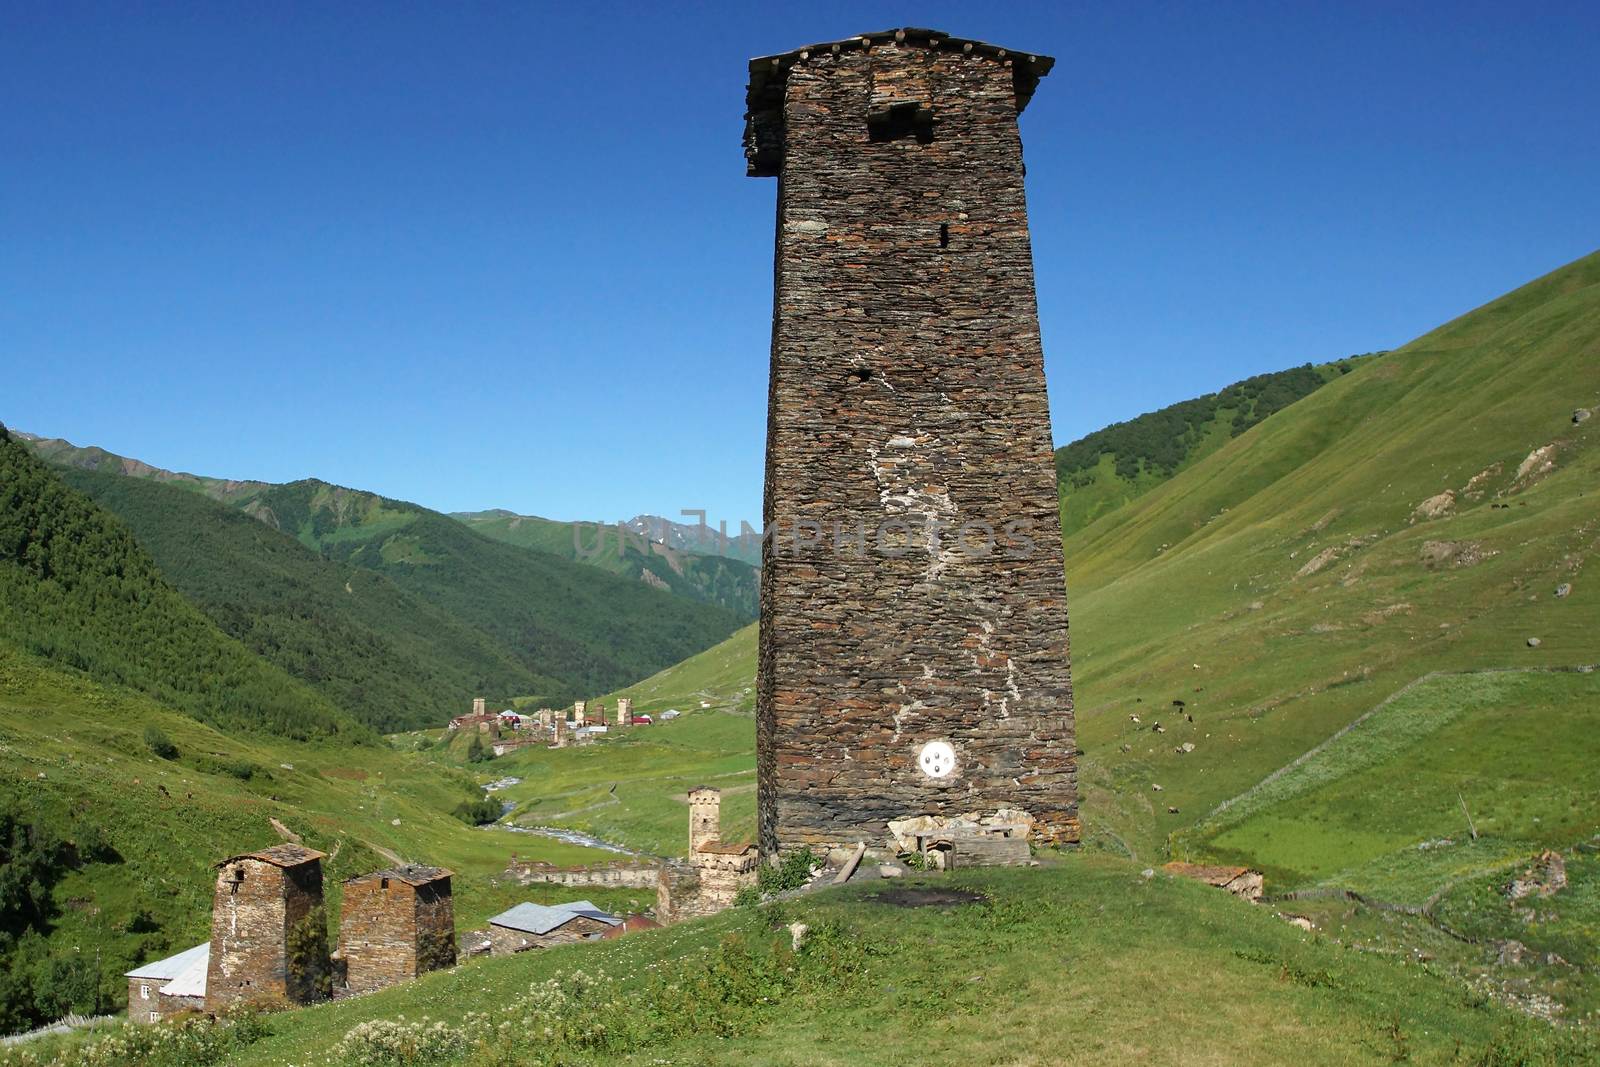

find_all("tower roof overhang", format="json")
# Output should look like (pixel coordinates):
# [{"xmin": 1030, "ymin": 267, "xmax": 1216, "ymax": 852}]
[{"xmin": 744, "ymin": 27, "xmax": 1055, "ymax": 177}]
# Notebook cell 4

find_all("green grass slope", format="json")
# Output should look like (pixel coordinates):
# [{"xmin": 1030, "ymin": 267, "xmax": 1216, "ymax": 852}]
[
  {"xmin": 1054, "ymin": 357, "xmax": 1377, "ymax": 537},
  {"xmin": 98, "ymin": 857, "xmax": 1599, "ymax": 1066},
  {"xmin": 454, "ymin": 509, "xmax": 758, "ymax": 618},
  {"xmin": 55, "ymin": 469, "xmax": 554, "ymax": 732},
  {"xmin": 1069, "ymin": 249, "xmax": 1600, "ymax": 858}
]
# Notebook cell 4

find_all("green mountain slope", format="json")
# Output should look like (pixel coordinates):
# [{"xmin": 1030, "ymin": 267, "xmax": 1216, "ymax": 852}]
[
  {"xmin": 0, "ymin": 427, "xmax": 358, "ymax": 741},
  {"xmin": 239, "ymin": 480, "xmax": 747, "ymax": 707},
  {"xmin": 1054, "ymin": 357, "xmax": 1378, "ymax": 537},
  {"xmin": 454, "ymin": 509, "xmax": 759, "ymax": 618},
  {"xmin": 1069, "ymin": 249, "xmax": 1600, "ymax": 857},
  {"xmin": 17, "ymin": 437, "xmax": 752, "ymax": 714},
  {"xmin": 55, "ymin": 469, "xmax": 556, "ymax": 732}
]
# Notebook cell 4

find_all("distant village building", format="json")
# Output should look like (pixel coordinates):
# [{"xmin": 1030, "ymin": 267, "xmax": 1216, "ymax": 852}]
[
  {"xmin": 448, "ymin": 696, "xmax": 501, "ymax": 734},
  {"xmin": 485, "ymin": 900, "xmax": 621, "ymax": 955},
  {"xmin": 1162, "ymin": 862, "xmax": 1265, "ymax": 902},
  {"xmin": 205, "ymin": 844, "xmax": 329, "ymax": 1012},
  {"xmin": 571, "ymin": 700, "xmax": 587, "ymax": 726},
  {"xmin": 125, "ymin": 942, "xmax": 208, "ymax": 1024},
  {"xmin": 616, "ymin": 698, "xmax": 633, "ymax": 726},
  {"xmin": 336, "ymin": 866, "xmax": 456, "ymax": 995}
]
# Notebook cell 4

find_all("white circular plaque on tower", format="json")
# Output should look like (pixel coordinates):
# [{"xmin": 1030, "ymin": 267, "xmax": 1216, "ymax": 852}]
[{"xmin": 917, "ymin": 740, "xmax": 956, "ymax": 779}]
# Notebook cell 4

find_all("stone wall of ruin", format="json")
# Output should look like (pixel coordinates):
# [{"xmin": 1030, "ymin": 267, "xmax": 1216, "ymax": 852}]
[
  {"xmin": 507, "ymin": 860, "xmax": 662, "ymax": 890},
  {"xmin": 753, "ymin": 39, "xmax": 1078, "ymax": 856}
]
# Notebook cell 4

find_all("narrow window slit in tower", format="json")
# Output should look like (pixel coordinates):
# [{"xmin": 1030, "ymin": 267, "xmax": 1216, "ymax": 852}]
[
  {"xmin": 848, "ymin": 367, "xmax": 873, "ymax": 383},
  {"xmin": 939, "ymin": 223, "xmax": 949, "ymax": 248}
]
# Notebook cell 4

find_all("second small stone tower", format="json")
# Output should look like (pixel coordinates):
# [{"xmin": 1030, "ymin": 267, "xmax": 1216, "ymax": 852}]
[
  {"xmin": 337, "ymin": 866, "xmax": 456, "ymax": 994},
  {"xmin": 205, "ymin": 844, "xmax": 329, "ymax": 1012},
  {"xmin": 746, "ymin": 28, "xmax": 1078, "ymax": 857}
]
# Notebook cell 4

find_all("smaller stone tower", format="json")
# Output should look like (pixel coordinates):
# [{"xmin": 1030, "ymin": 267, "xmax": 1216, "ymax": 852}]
[
  {"xmin": 616, "ymin": 698, "xmax": 633, "ymax": 726},
  {"xmin": 687, "ymin": 787, "xmax": 722, "ymax": 853},
  {"xmin": 572, "ymin": 700, "xmax": 587, "ymax": 726},
  {"xmin": 205, "ymin": 845, "xmax": 328, "ymax": 1012},
  {"xmin": 336, "ymin": 866, "xmax": 455, "ymax": 994},
  {"xmin": 471, "ymin": 697, "xmax": 486, "ymax": 717}
]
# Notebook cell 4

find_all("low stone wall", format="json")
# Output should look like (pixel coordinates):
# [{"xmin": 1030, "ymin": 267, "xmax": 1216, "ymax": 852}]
[{"xmin": 506, "ymin": 860, "xmax": 662, "ymax": 890}]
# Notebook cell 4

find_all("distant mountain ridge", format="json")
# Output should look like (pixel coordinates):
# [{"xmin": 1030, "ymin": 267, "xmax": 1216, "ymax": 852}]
[{"xmin": 17, "ymin": 438, "xmax": 749, "ymax": 727}]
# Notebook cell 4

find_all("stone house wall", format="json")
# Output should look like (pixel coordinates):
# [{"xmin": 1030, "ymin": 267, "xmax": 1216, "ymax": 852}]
[
  {"xmin": 507, "ymin": 860, "xmax": 662, "ymax": 890},
  {"xmin": 748, "ymin": 31, "xmax": 1078, "ymax": 857},
  {"xmin": 127, "ymin": 978, "xmax": 163, "ymax": 1025}
]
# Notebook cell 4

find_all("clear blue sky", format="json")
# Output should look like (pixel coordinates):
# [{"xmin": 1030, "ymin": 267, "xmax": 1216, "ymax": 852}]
[{"xmin": 4, "ymin": 2, "xmax": 1596, "ymax": 530}]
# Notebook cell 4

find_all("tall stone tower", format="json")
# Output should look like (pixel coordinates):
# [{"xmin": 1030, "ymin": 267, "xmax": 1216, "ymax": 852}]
[
  {"xmin": 746, "ymin": 28, "xmax": 1077, "ymax": 857},
  {"xmin": 205, "ymin": 844, "xmax": 329, "ymax": 1011}
]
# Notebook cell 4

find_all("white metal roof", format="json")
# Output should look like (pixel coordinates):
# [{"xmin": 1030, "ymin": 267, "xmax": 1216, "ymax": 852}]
[
  {"xmin": 158, "ymin": 948, "xmax": 210, "ymax": 999},
  {"xmin": 125, "ymin": 941, "xmax": 208, "ymax": 981}
]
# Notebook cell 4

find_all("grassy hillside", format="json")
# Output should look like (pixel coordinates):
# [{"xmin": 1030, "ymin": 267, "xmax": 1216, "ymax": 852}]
[
  {"xmin": 30, "ymin": 856, "xmax": 1595, "ymax": 1065},
  {"xmin": 455, "ymin": 509, "xmax": 758, "ymax": 618},
  {"xmin": 1053, "ymin": 358, "xmax": 1378, "ymax": 537},
  {"xmin": 0, "ymin": 647, "xmax": 635, "ymax": 1035},
  {"xmin": 56, "ymin": 470, "xmax": 555, "ymax": 732},
  {"xmin": 1069, "ymin": 250, "xmax": 1600, "ymax": 858}
]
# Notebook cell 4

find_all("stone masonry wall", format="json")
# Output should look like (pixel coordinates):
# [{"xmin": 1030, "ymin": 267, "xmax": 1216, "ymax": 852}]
[
  {"xmin": 338, "ymin": 874, "xmax": 455, "ymax": 994},
  {"xmin": 507, "ymin": 860, "xmax": 662, "ymax": 890},
  {"xmin": 412, "ymin": 881, "xmax": 457, "ymax": 975},
  {"xmin": 751, "ymin": 35, "xmax": 1078, "ymax": 856},
  {"xmin": 338, "ymin": 878, "xmax": 413, "ymax": 995}
]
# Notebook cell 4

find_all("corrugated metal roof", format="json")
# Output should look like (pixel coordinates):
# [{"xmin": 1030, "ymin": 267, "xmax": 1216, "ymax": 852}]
[
  {"xmin": 125, "ymin": 941, "xmax": 209, "ymax": 981},
  {"xmin": 488, "ymin": 900, "xmax": 622, "ymax": 935},
  {"xmin": 158, "ymin": 948, "xmax": 210, "ymax": 999}
]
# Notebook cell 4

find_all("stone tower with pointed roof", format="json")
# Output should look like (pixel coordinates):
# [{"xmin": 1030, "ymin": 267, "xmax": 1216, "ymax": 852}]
[
  {"xmin": 746, "ymin": 28, "xmax": 1078, "ymax": 858},
  {"xmin": 205, "ymin": 844, "xmax": 329, "ymax": 1011}
]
